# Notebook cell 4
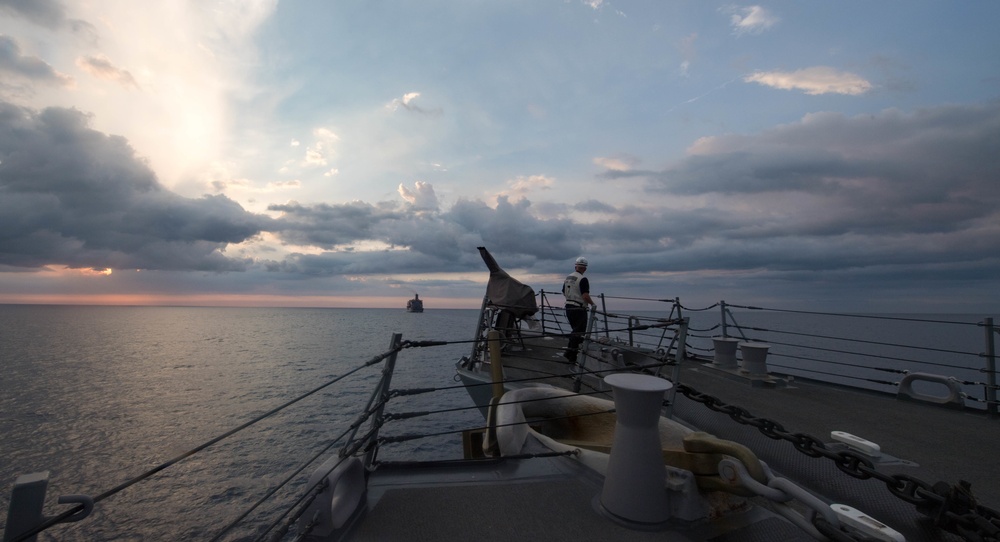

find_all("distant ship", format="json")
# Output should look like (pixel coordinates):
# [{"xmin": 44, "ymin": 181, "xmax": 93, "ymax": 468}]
[{"xmin": 406, "ymin": 293, "xmax": 424, "ymax": 312}]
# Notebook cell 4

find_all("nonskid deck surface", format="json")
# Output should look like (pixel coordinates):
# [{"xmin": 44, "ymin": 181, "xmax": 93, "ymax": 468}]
[
  {"xmin": 483, "ymin": 337, "xmax": 998, "ymax": 541},
  {"xmin": 356, "ymin": 455, "xmax": 812, "ymax": 542},
  {"xmin": 673, "ymin": 363, "xmax": 1000, "ymax": 507}
]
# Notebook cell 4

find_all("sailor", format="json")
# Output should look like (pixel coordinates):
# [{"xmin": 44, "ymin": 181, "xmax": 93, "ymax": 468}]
[{"xmin": 562, "ymin": 256, "xmax": 595, "ymax": 363}]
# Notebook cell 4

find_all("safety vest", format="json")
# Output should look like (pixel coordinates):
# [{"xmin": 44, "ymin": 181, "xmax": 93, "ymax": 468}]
[{"xmin": 563, "ymin": 272, "xmax": 586, "ymax": 305}]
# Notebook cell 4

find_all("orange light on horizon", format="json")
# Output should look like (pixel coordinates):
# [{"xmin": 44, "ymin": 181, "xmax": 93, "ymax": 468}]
[{"xmin": 0, "ymin": 292, "xmax": 483, "ymax": 309}]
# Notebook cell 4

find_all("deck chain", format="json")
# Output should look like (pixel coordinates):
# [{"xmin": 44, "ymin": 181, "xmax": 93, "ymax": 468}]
[{"xmin": 676, "ymin": 383, "xmax": 1000, "ymax": 542}]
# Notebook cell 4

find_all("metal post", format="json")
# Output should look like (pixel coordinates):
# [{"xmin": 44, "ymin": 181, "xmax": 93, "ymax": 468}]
[
  {"xmin": 985, "ymin": 317, "xmax": 997, "ymax": 419},
  {"xmin": 4, "ymin": 472, "xmax": 49, "ymax": 542},
  {"xmin": 599, "ymin": 293, "xmax": 609, "ymax": 340},
  {"xmin": 539, "ymin": 289, "xmax": 547, "ymax": 331},
  {"xmin": 720, "ymin": 301, "xmax": 728, "ymax": 338},
  {"xmin": 362, "ymin": 333, "xmax": 402, "ymax": 468},
  {"xmin": 665, "ymin": 317, "xmax": 689, "ymax": 419},
  {"xmin": 572, "ymin": 306, "xmax": 598, "ymax": 393}
]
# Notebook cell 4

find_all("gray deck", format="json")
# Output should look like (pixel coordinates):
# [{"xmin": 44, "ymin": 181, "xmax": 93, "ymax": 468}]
[
  {"xmin": 341, "ymin": 333, "xmax": 998, "ymax": 541},
  {"xmin": 357, "ymin": 451, "xmax": 812, "ymax": 542},
  {"xmin": 673, "ymin": 362, "xmax": 1000, "ymax": 507},
  {"xmin": 468, "ymin": 336, "xmax": 998, "ymax": 541}
]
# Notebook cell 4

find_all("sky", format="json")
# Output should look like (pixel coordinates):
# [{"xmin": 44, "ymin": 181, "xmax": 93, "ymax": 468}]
[{"xmin": 1, "ymin": 0, "xmax": 999, "ymax": 313}]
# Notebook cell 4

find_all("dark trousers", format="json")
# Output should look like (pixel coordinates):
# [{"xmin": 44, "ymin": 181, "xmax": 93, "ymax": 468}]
[{"xmin": 564, "ymin": 305, "xmax": 588, "ymax": 362}]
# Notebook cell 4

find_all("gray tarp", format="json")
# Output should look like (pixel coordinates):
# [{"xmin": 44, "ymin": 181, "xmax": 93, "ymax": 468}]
[{"xmin": 477, "ymin": 247, "xmax": 537, "ymax": 318}]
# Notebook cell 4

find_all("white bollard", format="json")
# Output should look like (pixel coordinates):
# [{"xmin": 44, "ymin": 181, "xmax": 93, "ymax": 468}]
[
  {"xmin": 739, "ymin": 342, "xmax": 771, "ymax": 375},
  {"xmin": 712, "ymin": 337, "xmax": 741, "ymax": 369},
  {"xmin": 600, "ymin": 373, "xmax": 672, "ymax": 527}
]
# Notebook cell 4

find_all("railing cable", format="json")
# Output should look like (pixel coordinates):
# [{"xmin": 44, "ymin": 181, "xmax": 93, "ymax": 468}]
[
  {"xmin": 725, "ymin": 304, "xmax": 982, "ymax": 327},
  {"xmin": 9, "ymin": 350, "xmax": 396, "ymax": 542}
]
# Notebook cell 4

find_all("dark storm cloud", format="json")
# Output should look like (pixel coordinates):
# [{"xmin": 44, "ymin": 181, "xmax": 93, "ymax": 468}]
[
  {"xmin": 0, "ymin": 101, "xmax": 271, "ymax": 271},
  {"xmin": 630, "ymin": 104, "xmax": 1000, "ymax": 228},
  {"xmin": 588, "ymin": 102, "xmax": 1000, "ymax": 280},
  {"xmin": 270, "ymin": 200, "xmax": 403, "ymax": 249},
  {"xmin": 270, "ymin": 195, "xmax": 581, "ymax": 271},
  {"xmin": 3, "ymin": 94, "xmax": 998, "ymax": 311},
  {"xmin": 266, "ymin": 249, "xmax": 475, "ymax": 276}
]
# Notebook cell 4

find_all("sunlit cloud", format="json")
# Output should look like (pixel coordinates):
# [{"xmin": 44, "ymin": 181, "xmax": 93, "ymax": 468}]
[
  {"xmin": 744, "ymin": 67, "xmax": 873, "ymax": 95},
  {"xmin": 500, "ymin": 175, "xmax": 554, "ymax": 200},
  {"xmin": 398, "ymin": 181, "xmax": 439, "ymax": 210},
  {"xmin": 594, "ymin": 155, "xmax": 638, "ymax": 172},
  {"xmin": 722, "ymin": 5, "xmax": 779, "ymax": 35},
  {"xmin": 76, "ymin": 54, "xmax": 139, "ymax": 89},
  {"xmin": 267, "ymin": 179, "xmax": 301, "ymax": 190},
  {"xmin": 303, "ymin": 127, "xmax": 340, "ymax": 167},
  {"xmin": 386, "ymin": 91, "xmax": 443, "ymax": 116}
]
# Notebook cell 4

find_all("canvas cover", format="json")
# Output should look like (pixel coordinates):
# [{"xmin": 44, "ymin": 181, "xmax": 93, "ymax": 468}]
[{"xmin": 477, "ymin": 247, "xmax": 537, "ymax": 318}]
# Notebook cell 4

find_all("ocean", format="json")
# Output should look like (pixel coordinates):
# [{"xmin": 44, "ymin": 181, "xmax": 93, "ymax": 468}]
[
  {"xmin": 0, "ymin": 305, "xmax": 483, "ymax": 541},
  {"xmin": 1, "ymin": 304, "xmax": 994, "ymax": 540}
]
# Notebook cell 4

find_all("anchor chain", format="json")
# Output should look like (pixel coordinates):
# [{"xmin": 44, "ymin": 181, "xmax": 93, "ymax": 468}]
[{"xmin": 676, "ymin": 383, "xmax": 1000, "ymax": 542}]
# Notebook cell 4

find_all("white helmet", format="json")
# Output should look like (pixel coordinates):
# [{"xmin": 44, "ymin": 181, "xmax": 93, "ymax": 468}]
[{"xmin": 574, "ymin": 256, "xmax": 589, "ymax": 268}]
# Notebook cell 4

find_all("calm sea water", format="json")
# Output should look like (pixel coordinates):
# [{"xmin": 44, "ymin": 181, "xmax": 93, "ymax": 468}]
[
  {"xmin": 0, "ymin": 304, "xmax": 994, "ymax": 540},
  {"xmin": 0, "ymin": 305, "xmax": 482, "ymax": 541}
]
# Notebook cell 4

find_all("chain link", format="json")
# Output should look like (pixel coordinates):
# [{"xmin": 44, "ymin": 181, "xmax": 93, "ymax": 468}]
[{"xmin": 676, "ymin": 383, "xmax": 1000, "ymax": 542}]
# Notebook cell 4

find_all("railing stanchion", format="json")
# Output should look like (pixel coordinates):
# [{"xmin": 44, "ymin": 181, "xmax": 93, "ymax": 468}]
[
  {"xmin": 600, "ymin": 293, "xmax": 609, "ymax": 340},
  {"xmin": 361, "ymin": 333, "xmax": 402, "ymax": 467},
  {"xmin": 985, "ymin": 317, "xmax": 997, "ymax": 419},
  {"xmin": 539, "ymin": 289, "xmax": 547, "ymax": 331},
  {"xmin": 665, "ymin": 317, "xmax": 689, "ymax": 419},
  {"xmin": 720, "ymin": 300, "xmax": 728, "ymax": 338}
]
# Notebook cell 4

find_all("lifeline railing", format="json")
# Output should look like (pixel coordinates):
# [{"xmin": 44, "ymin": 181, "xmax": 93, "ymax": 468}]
[{"xmin": 530, "ymin": 292, "xmax": 999, "ymax": 415}]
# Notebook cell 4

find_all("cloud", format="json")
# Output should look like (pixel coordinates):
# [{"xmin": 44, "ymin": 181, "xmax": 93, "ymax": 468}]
[
  {"xmin": 592, "ymin": 102, "xmax": 1000, "ymax": 274},
  {"xmin": 261, "ymin": 97, "xmax": 1000, "ymax": 286},
  {"xmin": 502, "ymin": 174, "xmax": 554, "ymax": 199},
  {"xmin": 0, "ymin": 0, "xmax": 97, "ymax": 40},
  {"xmin": 0, "ymin": 100, "xmax": 270, "ymax": 271},
  {"xmin": 269, "ymin": 200, "xmax": 402, "ymax": 250},
  {"xmin": 76, "ymin": 54, "xmax": 139, "ymax": 89},
  {"xmin": 267, "ymin": 190, "xmax": 580, "ymax": 271},
  {"xmin": 302, "ymin": 127, "xmax": 340, "ymax": 167},
  {"xmin": 0, "ymin": 0, "xmax": 67, "ymax": 29},
  {"xmin": 0, "ymin": 35, "xmax": 74, "ymax": 86},
  {"xmin": 593, "ymin": 155, "xmax": 638, "ymax": 172},
  {"xmin": 2, "ymin": 86, "xmax": 997, "ymax": 308},
  {"xmin": 722, "ymin": 5, "xmax": 779, "ymax": 35},
  {"xmin": 744, "ymin": 67, "xmax": 873, "ymax": 95},
  {"xmin": 398, "ymin": 181, "xmax": 440, "ymax": 210},
  {"xmin": 678, "ymin": 33, "xmax": 697, "ymax": 77},
  {"xmin": 386, "ymin": 91, "xmax": 443, "ymax": 116}
]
